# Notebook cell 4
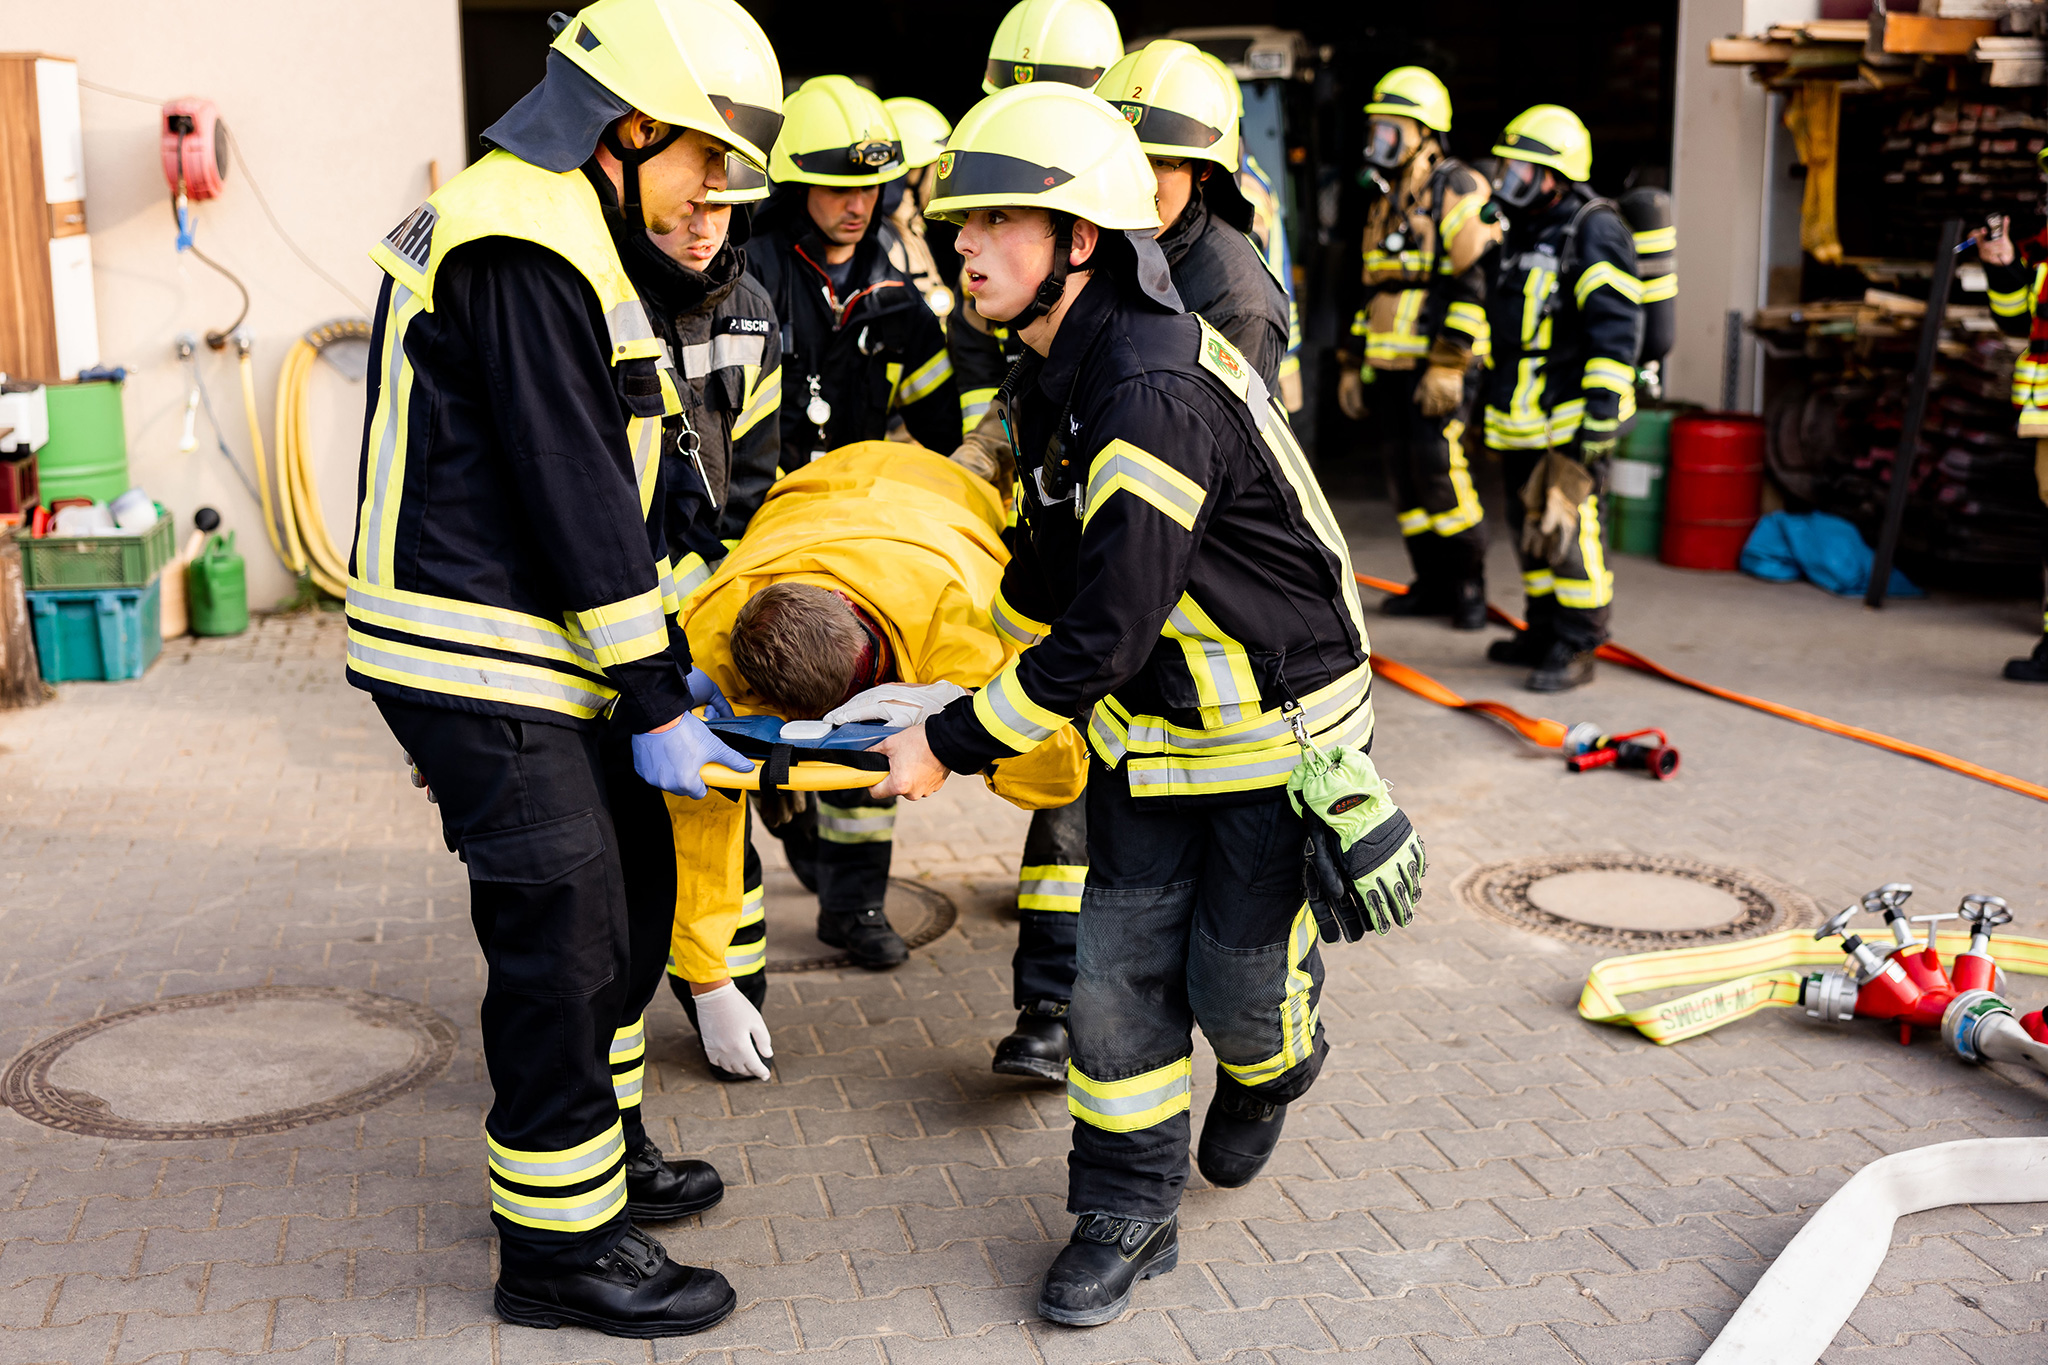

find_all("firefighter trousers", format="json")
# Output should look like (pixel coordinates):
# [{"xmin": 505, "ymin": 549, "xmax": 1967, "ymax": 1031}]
[
  {"xmin": 1498, "ymin": 444, "xmax": 1614, "ymax": 651},
  {"xmin": 373, "ymin": 699, "xmax": 677, "ymax": 1272},
  {"xmin": 1013, "ymin": 795, "xmax": 1087, "ymax": 1008},
  {"xmin": 1065, "ymin": 771, "xmax": 1328, "ymax": 1221},
  {"xmin": 770, "ymin": 789, "xmax": 898, "ymax": 918},
  {"xmin": 1367, "ymin": 365, "xmax": 1486, "ymax": 589}
]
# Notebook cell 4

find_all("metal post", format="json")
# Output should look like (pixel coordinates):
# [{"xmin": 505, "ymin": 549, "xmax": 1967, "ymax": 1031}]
[
  {"xmin": 1721, "ymin": 309, "xmax": 1744, "ymax": 412},
  {"xmin": 1865, "ymin": 217, "xmax": 1963, "ymax": 609}
]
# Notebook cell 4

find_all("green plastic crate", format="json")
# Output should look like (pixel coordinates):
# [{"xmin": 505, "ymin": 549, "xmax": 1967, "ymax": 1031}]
[
  {"xmin": 21, "ymin": 508, "xmax": 174, "ymax": 589},
  {"xmin": 27, "ymin": 579, "xmax": 163, "ymax": 682}
]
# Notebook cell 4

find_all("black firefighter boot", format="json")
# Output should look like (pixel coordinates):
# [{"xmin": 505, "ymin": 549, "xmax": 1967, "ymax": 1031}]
[
  {"xmin": 1380, "ymin": 534, "xmax": 1450, "ymax": 618},
  {"xmin": 1037, "ymin": 1213, "xmax": 1180, "ymax": 1327},
  {"xmin": 1196, "ymin": 1072, "xmax": 1289, "ymax": 1187},
  {"xmin": 2004, "ymin": 636, "xmax": 2048, "ymax": 682},
  {"xmin": 493, "ymin": 1226, "xmax": 737, "ymax": 1338},
  {"xmin": 992, "ymin": 999, "xmax": 1069, "ymax": 1082},
  {"xmin": 1487, "ymin": 596, "xmax": 1555, "ymax": 665},
  {"xmin": 817, "ymin": 903, "xmax": 909, "ymax": 969},
  {"xmin": 624, "ymin": 1140, "xmax": 725, "ymax": 1221},
  {"xmin": 1527, "ymin": 638, "xmax": 1597, "ymax": 693}
]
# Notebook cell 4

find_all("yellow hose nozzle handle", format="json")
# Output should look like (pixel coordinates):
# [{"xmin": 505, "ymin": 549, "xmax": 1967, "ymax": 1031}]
[{"xmin": 700, "ymin": 760, "xmax": 883, "ymax": 791}]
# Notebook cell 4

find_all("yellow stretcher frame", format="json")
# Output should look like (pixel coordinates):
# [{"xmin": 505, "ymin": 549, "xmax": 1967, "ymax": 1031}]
[
  {"xmin": 1580, "ymin": 929, "xmax": 2048, "ymax": 1045},
  {"xmin": 701, "ymin": 761, "xmax": 882, "ymax": 791}
]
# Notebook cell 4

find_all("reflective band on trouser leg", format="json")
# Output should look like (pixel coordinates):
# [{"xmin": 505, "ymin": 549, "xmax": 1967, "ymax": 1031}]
[
  {"xmin": 1523, "ymin": 569, "xmax": 1556, "ymax": 600},
  {"xmin": 817, "ymin": 802, "xmax": 896, "ymax": 845},
  {"xmin": 1215, "ymin": 905, "xmax": 1323, "ymax": 1088},
  {"xmin": 1397, "ymin": 507, "xmax": 1431, "ymax": 536},
  {"xmin": 609, "ymin": 1016, "xmax": 646, "ymax": 1109},
  {"xmin": 1017, "ymin": 864, "xmax": 1086, "ymax": 913},
  {"xmin": 1552, "ymin": 493, "xmax": 1613, "ymax": 610},
  {"xmin": 726, "ymin": 883, "xmax": 767, "ymax": 978},
  {"xmin": 1431, "ymin": 422, "xmax": 1484, "ymax": 538},
  {"xmin": 487, "ymin": 1122, "xmax": 629, "ymax": 1233},
  {"xmin": 1067, "ymin": 1056, "xmax": 1193, "ymax": 1133}
]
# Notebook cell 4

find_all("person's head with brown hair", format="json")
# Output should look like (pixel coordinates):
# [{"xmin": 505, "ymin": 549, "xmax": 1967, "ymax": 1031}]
[{"xmin": 728, "ymin": 582, "xmax": 883, "ymax": 718}]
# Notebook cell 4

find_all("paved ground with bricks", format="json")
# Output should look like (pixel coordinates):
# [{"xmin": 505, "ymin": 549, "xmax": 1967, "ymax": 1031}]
[{"xmin": 3, "ymin": 481, "xmax": 2047, "ymax": 1365}]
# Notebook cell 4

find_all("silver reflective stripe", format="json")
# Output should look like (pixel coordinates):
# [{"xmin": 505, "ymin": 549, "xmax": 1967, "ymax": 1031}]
[
  {"xmin": 1165, "ymin": 603, "xmax": 1256, "ymax": 717},
  {"xmin": 347, "ymin": 636, "xmax": 612, "ymax": 714},
  {"xmin": 490, "ymin": 1179, "xmax": 626, "ymax": 1228},
  {"xmin": 983, "ymin": 676, "xmax": 1058, "ymax": 744},
  {"xmin": 364, "ymin": 284, "xmax": 414, "ymax": 583},
  {"xmin": 1084, "ymin": 449, "xmax": 1202, "ymax": 526},
  {"xmin": 604, "ymin": 299, "xmax": 657, "ymax": 351},
  {"xmin": 1124, "ymin": 702, "xmax": 1374, "ymax": 794},
  {"xmin": 345, "ymin": 584, "xmax": 598, "ymax": 668},
  {"xmin": 612, "ymin": 1074, "xmax": 643, "ymax": 1104},
  {"xmin": 631, "ymin": 414, "xmax": 657, "ymax": 485},
  {"xmin": 488, "ymin": 1129, "xmax": 625, "ymax": 1181},
  {"xmin": 727, "ymin": 940, "xmax": 767, "ymax": 973},
  {"xmin": 581, "ymin": 605, "xmax": 666, "ymax": 656},
  {"xmin": 1087, "ymin": 705, "xmax": 1128, "ymax": 765},
  {"xmin": 675, "ymin": 556, "xmax": 720, "ymax": 602},
  {"xmin": 1113, "ymin": 666, "xmax": 1371, "ymax": 754},
  {"xmin": 1067, "ymin": 1071, "xmax": 1191, "ymax": 1118},
  {"xmin": 610, "ymin": 1021, "xmax": 644, "ymax": 1059},
  {"xmin": 1019, "ymin": 875, "xmax": 1085, "ymax": 901}
]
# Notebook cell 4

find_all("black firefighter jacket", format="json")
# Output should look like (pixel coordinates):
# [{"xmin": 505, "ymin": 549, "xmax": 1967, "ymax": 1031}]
[
  {"xmin": 923, "ymin": 273, "xmax": 1375, "ymax": 803},
  {"xmin": 1156, "ymin": 197, "xmax": 1291, "ymax": 396},
  {"xmin": 746, "ymin": 198, "xmax": 957, "ymax": 463}
]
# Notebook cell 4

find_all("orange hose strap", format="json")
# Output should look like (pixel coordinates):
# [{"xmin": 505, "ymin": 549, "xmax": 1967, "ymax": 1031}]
[{"xmin": 1355, "ymin": 572, "xmax": 2048, "ymax": 804}]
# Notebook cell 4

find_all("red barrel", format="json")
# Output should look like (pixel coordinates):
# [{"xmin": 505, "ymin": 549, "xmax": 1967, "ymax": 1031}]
[{"xmin": 1661, "ymin": 412, "xmax": 1764, "ymax": 571}]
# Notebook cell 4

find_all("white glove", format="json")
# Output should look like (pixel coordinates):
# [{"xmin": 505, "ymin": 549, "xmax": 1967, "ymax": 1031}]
[
  {"xmin": 694, "ymin": 982, "xmax": 773, "ymax": 1080},
  {"xmin": 822, "ymin": 680, "xmax": 969, "ymax": 729}
]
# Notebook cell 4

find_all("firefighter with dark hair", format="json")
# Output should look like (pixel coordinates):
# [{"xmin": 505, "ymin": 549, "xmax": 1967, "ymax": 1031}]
[
  {"xmin": 1336, "ymin": 66, "xmax": 1499, "ymax": 630},
  {"xmin": 865, "ymin": 82, "xmax": 1420, "ymax": 1328},
  {"xmin": 1480, "ymin": 104, "xmax": 1643, "ymax": 693}
]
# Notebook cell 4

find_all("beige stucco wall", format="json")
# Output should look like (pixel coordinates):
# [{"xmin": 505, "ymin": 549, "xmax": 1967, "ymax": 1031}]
[
  {"xmin": 1668, "ymin": 0, "xmax": 1772, "ymax": 409},
  {"xmin": 0, "ymin": 0, "xmax": 464, "ymax": 608}
]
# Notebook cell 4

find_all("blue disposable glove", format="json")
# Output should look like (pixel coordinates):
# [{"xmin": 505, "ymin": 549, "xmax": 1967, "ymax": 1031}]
[
  {"xmin": 685, "ymin": 666, "xmax": 735, "ymax": 720},
  {"xmin": 632, "ymin": 714, "xmax": 753, "ymax": 799}
]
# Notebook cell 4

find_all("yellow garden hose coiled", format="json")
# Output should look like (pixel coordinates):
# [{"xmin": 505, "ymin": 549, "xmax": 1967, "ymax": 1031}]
[{"xmin": 236, "ymin": 319, "xmax": 368, "ymax": 600}]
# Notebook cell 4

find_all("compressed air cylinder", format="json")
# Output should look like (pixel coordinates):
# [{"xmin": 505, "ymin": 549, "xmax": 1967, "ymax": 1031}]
[{"xmin": 1620, "ymin": 188, "xmax": 1675, "ymax": 369}]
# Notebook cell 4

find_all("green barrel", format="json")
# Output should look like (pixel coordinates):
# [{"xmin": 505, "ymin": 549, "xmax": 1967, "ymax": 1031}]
[
  {"xmin": 187, "ymin": 532, "xmax": 248, "ymax": 637},
  {"xmin": 38, "ymin": 381, "xmax": 131, "ymax": 504},
  {"xmin": 1608, "ymin": 406, "xmax": 1681, "ymax": 556}
]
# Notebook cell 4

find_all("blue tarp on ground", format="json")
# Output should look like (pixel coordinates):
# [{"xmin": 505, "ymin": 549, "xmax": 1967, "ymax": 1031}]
[{"xmin": 1740, "ymin": 511, "xmax": 1923, "ymax": 597}]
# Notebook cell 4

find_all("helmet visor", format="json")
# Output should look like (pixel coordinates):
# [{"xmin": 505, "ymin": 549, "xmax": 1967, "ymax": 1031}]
[
  {"xmin": 1363, "ymin": 117, "xmax": 1413, "ymax": 173},
  {"xmin": 1493, "ymin": 156, "xmax": 1546, "ymax": 208}
]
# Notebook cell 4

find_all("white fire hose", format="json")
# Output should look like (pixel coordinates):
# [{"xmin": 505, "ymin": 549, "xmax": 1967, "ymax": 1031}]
[{"xmin": 1698, "ymin": 1134, "xmax": 2048, "ymax": 1363}]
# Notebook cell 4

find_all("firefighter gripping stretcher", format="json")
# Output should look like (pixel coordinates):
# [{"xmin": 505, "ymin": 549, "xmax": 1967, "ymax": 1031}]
[{"xmin": 660, "ymin": 441, "xmax": 1088, "ymax": 1077}]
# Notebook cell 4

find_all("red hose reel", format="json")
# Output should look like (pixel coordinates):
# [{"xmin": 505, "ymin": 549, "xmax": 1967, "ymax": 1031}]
[{"xmin": 160, "ymin": 97, "xmax": 228, "ymax": 200}]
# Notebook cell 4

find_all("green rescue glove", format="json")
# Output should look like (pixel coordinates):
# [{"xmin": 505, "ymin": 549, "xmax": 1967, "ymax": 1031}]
[
  {"xmin": 1579, "ymin": 435, "xmax": 1619, "ymax": 461},
  {"xmin": 1285, "ymin": 742, "xmax": 1426, "ymax": 942}
]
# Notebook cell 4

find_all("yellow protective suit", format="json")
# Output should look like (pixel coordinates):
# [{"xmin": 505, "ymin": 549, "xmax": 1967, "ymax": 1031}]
[{"xmin": 666, "ymin": 441, "xmax": 1088, "ymax": 981}]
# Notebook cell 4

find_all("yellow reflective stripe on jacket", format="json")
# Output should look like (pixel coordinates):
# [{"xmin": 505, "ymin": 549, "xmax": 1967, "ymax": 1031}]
[
  {"xmin": 1122, "ymin": 691, "xmax": 1374, "ymax": 798},
  {"xmin": 1082, "ymin": 439, "xmax": 1205, "ymax": 531},
  {"xmin": 1638, "ymin": 273, "xmax": 1678, "ymax": 304},
  {"xmin": 571, "ymin": 587, "xmax": 668, "ymax": 669},
  {"xmin": 732, "ymin": 364, "xmax": 781, "ymax": 442},
  {"xmin": 896, "ymin": 348, "xmax": 954, "ymax": 407},
  {"xmin": 1363, "ymin": 287, "xmax": 1431, "ymax": 365},
  {"xmin": 487, "ymin": 1122, "xmax": 626, "ymax": 1187},
  {"xmin": 960, "ymin": 385, "xmax": 998, "ymax": 436},
  {"xmin": 991, "ymin": 587, "xmax": 1048, "ymax": 648},
  {"xmin": 1631, "ymin": 226, "xmax": 1675, "ymax": 255},
  {"xmin": 1575, "ymin": 260, "xmax": 1642, "ymax": 308},
  {"xmin": 629, "ymin": 414, "xmax": 660, "ymax": 516},
  {"xmin": 1068, "ymin": 1056, "xmax": 1192, "ymax": 1133},
  {"xmin": 1519, "ymin": 268, "xmax": 1555, "ymax": 347},
  {"xmin": 1397, "ymin": 507, "xmax": 1431, "ymax": 536},
  {"xmin": 1439, "ymin": 193, "xmax": 1484, "ymax": 250},
  {"xmin": 346, "ymin": 579, "xmax": 600, "ymax": 672},
  {"xmin": 1582, "ymin": 356, "xmax": 1636, "ymax": 396},
  {"xmin": 356, "ymin": 284, "xmax": 429, "ymax": 587},
  {"xmin": 1088, "ymin": 660, "xmax": 1372, "ymax": 763},
  {"xmin": 817, "ymin": 802, "xmax": 896, "ymax": 844},
  {"xmin": 972, "ymin": 660, "xmax": 1067, "ymax": 753},
  {"xmin": 1219, "ymin": 905, "xmax": 1321, "ymax": 1087},
  {"xmin": 1162, "ymin": 593, "xmax": 1261, "ymax": 726},
  {"xmin": 1990, "ymin": 284, "xmax": 2031, "ymax": 319},
  {"xmin": 346, "ymin": 629, "xmax": 614, "ymax": 719},
  {"xmin": 1443, "ymin": 300, "xmax": 1489, "ymax": 348},
  {"xmin": 1018, "ymin": 863, "xmax": 1087, "ymax": 913},
  {"xmin": 672, "ymin": 552, "xmax": 720, "ymax": 612}
]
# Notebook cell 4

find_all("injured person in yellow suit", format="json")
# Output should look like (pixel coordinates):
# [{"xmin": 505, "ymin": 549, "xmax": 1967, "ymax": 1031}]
[{"xmin": 664, "ymin": 440, "xmax": 1087, "ymax": 1079}]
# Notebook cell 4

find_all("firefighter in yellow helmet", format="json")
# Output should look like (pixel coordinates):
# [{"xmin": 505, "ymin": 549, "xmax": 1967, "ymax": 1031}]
[
  {"xmin": 747, "ymin": 77, "xmax": 957, "ymax": 473},
  {"xmin": 353, "ymin": 0, "xmax": 779, "ymax": 1335},
  {"xmin": 1975, "ymin": 158, "xmax": 2048, "ymax": 681},
  {"xmin": 1480, "ymin": 104, "xmax": 1643, "ymax": 692},
  {"xmin": 866, "ymin": 81, "xmax": 1410, "ymax": 1329},
  {"xmin": 880, "ymin": 96, "xmax": 956, "ymax": 319},
  {"xmin": 1336, "ymin": 66, "xmax": 1500, "ymax": 631}
]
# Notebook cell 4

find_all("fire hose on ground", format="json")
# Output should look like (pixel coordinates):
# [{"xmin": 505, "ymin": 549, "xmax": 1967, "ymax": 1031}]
[
  {"xmin": 1355, "ymin": 572, "xmax": 2048, "ymax": 804},
  {"xmin": 1579, "ymin": 888, "xmax": 2048, "ymax": 1362}
]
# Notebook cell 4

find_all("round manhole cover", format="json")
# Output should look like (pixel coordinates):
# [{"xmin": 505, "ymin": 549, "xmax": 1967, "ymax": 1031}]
[
  {"xmin": 764, "ymin": 875, "xmax": 958, "ymax": 973},
  {"xmin": 3, "ymin": 986, "xmax": 457, "ymax": 1141},
  {"xmin": 1458, "ymin": 853, "xmax": 1815, "ymax": 948}
]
